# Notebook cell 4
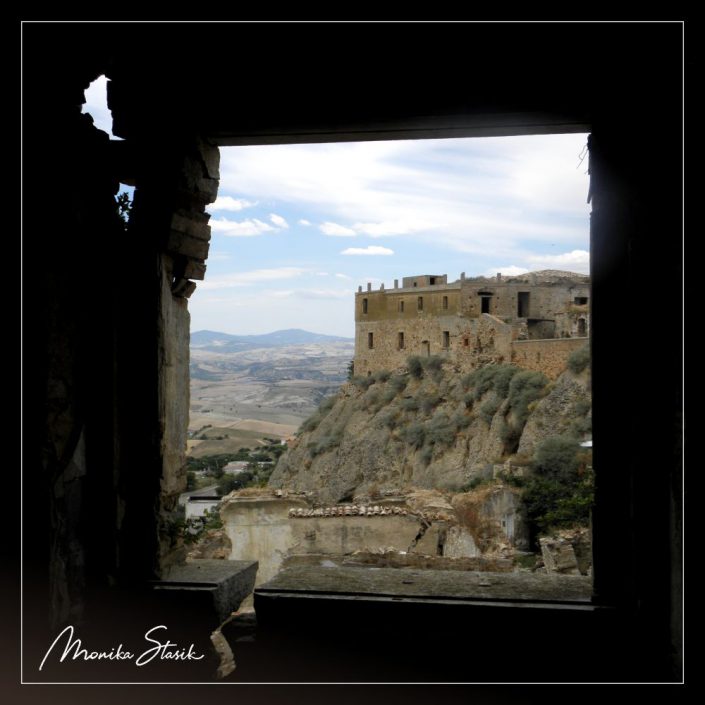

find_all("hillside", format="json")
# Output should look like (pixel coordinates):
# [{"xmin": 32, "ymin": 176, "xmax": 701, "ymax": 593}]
[
  {"xmin": 269, "ymin": 351, "xmax": 591, "ymax": 505},
  {"xmin": 191, "ymin": 328, "xmax": 353, "ymax": 352},
  {"xmin": 188, "ymin": 329, "xmax": 355, "ymax": 455}
]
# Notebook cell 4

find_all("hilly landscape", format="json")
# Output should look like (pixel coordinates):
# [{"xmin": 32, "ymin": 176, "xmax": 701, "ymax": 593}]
[
  {"xmin": 188, "ymin": 329, "xmax": 355, "ymax": 458},
  {"xmin": 270, "ymin": 350, "xmax": 592, "ymax": 504}
]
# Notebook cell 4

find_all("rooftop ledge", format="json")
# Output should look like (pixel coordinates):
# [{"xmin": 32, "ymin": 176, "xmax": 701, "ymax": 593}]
[{"xmin": 255, "ymin": 565, "xmax": 596, "ymax": 610}]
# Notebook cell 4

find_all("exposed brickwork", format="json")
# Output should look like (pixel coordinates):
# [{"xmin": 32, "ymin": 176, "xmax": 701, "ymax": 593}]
[{"xmin": 510, "ymin": 337, "xmax": 588, "ymax": 380}]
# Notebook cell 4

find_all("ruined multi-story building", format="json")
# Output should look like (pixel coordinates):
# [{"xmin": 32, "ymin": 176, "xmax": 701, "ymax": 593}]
[{"xmin": 354, "ymin": 270, "xmax": 590, "ymax": 379}]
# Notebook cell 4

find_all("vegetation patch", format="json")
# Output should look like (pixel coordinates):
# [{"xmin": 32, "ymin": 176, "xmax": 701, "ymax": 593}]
[
  {"xmin": 567, "ymin": 345, "xmax": 590, "ymax": 374},
  {"xmin": 403, "ymin": 421, "xmax": 426, "ymax": 449},
  {"xmin": 479, "ymin": 394, "xmax": 502, "ymax": 424},
  {"xmin": 465, "ymin": 364, "xmax": 520, "ymax": 400},
  {"xmin": 520, "ymin": 435, "xmax": 594, "ymax": 546}
]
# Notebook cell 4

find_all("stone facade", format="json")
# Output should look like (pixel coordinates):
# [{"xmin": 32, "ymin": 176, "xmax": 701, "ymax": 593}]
[{"xmin": 354, "ymin": 270, "xmax": 590, "ymax": 379}]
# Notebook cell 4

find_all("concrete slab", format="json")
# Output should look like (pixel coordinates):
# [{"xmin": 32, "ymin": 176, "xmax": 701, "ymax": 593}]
[
  {"xmin": 256, "ymin": 564, "xmax": 592, "ymax": 604},
  {"xmin": 153, "ymin": 559, "xmax": 258, "ymax": 623}
]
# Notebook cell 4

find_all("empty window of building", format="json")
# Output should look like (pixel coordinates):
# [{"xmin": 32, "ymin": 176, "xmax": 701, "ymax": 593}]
[
  {"xmin": 418, "ymin": 296, "xmax": 423, "ymax": 311},
  {"xmin": 518, "ymin": 292, "xmax": 530, "ymax": 318},
  {"xmin": 362, "ymin": 298, "xmax": 368, "ymax": 314},
  {"xmin": 442, "ymin": 296, "xmax": 448, "ymax": 310},
  {"xmin": 430, "ymin": 277, "xmax": 436, "ymax": 285},
  {"xmin": 574, "ymin": 296, "xmax": 588, "ymax": 305},
  {"xmin": 399, "ymin": 300, "xmax": 404, "ymax": 313},
  {"xmin": 463, "ymin": 337, "xmax": 469, "ymax": 347},
  {"xmin": 578, "ymin": 318, "xmax": 587, "ymax": 336},
  {"xmin": 443, "ymin": 331, "xmax": 450, "ymax": 348},
  {"xmin": 481, "ymin": 296, "xmax": 491, "ymax": 314},
  {"xmin": 398, "ymin": 332, "xmax": 405, "ymax": 349},
  {"xmin": 413, "ymin": 282, "xmax": 418, "ymax": 287},
  {"xmin": 368, "ymin": 332, "xmax": 374, "ymax": 349}
]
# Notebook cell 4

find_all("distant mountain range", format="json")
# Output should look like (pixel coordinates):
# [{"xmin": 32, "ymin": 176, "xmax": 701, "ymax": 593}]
[{"xmin": 191, "ymin": 328, "xmax": 354, "ymax": 352}]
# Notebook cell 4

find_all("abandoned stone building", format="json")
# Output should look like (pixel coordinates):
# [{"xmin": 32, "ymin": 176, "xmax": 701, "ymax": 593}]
[
  {"xmin": 21, "ymin": 21, "xmax": 682, "ymax": 686},
  {"xmin": 354, "ymin": 270, "xmax": 590, "ymax": 378}
]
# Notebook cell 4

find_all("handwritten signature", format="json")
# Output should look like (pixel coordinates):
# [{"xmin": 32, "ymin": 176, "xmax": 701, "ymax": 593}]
[{"xmin": 39, "ymin": 625, "xmax": 204, "ymax": 670}]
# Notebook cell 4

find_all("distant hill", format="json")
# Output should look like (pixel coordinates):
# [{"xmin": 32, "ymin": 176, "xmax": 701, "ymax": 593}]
[{"xmin": 191, "ymin": 328, "xmax": 353, "ymax": 352}]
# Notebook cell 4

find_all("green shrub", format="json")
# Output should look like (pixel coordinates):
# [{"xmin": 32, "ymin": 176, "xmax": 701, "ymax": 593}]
[
  {"xmin": 378, "ymin": 409, "xmax": 399, "ymax": 430},
  {"xmin": 419, "ymin": 390, "xmax": 443, "ymax": 415},
  {"xmin": 388, "ymin": 374, "xmax": 408, "ymax": 394},
  {"xmin": 507, "ymin": 370, "xmax": 548, "ymax": 422},
  {"xmin": 520, "ymin": 434, "xmax": 594, "ymax": 545},
  {"xmin": 363, "ymin": 388, "xmax": 381, "ymax": 410},
  {"xmin": 499, "ymin": 419, "xmax": 522, "ymax": 449},
  {"xmin": 567, "ymin": 345, "xmax": 590, "ymax": 374},
  {"xmin": 203, "ymin": 507, "xmax": 223, "ymax": 530},
  {"xmin": 373, "ymin": 370, "xmax": 391, "ymax": 383},
  {"xmin": 533, "ymin": 435, "xmax": 582, "ymax": 482},
  {"xmin": 424, "ymin": 355, "xmax": 445, "ymax": 381},
  {"xmin": 503, "ymin": 474, "xmax": 526, "ymax": 488},
  {"xmin": 462, "ymin": 476, "xmax": 488, "ymax": 491},
  {"xmin": 573, "ymin": 399, "xmax": 591, "ymax": 416},
  {"xmin": 401, "ymin": 397, "xmax": 419, "ymax": 412},
  {"xmin": 381, "ymin": 387, "xmax": 398, "ymax": 405},
  {"xmin": 407, "ymin": 356, "xmax": 424, "ymax": 379},
  {"xmin": 479, "ymin": 394, "xmax": 501, "ymax": 424},
  {"xmin": 300, "ymin": 412, "xmax": 323, "ymax": 433},
  {"xmin": 569, "ymin": 416, "xmax": 592, "ymax": 437},
  {"xmin": 318, "ymin": 395, "xmax": 337, "ymax": 413},
  {"xmin": 308, "ymin": 432, "xmax": 343, "ymax": 457},
  {"xmin": 425, "ymin": 411, "xmax": 456, "ymax": 447},
  {"xmin": 403, "ymin": 422, "xmax": 426, "ymax": 449},
  {"xmin": 451, "ymin": 410, "xmax": 472, "ymax": 430},
  {"xmin": 515, "ymin": 553, "xmax": 537, "ymax": 570},
  {"xmin": 351, "ymin": 375, "xmax": 375, "ymax": 390},
  {"xmin": 420, "ymin": 446, "xmax": 434, "ymax": 466},
  {"xmin": 466, "ymin": 364, "xmax": 520, "ymax": 401}
]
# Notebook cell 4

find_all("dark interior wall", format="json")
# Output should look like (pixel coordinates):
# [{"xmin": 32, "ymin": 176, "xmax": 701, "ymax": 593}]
[{"xmin": 21, "ymin": 21, "xmax": 683, "ymax": 682}]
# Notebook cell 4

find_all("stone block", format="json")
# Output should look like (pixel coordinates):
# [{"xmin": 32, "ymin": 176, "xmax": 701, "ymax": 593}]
[
  {"xmin": 198, "ymin": 138, "xmax": 221, "ymax": 180},
  {"xmin": 183, "ymin": 259, "xmax": 207, "ymax": 280},
  {"xmin": 153, "ymin": 559, "xmax": 258, "ymax": 624},
  {"xmin": 171, "ymin": 278, "xmax": 197, "ymax": 299},
  {"xmin": 539, "ymin": 536, "xmax": 580, "ymax": 575},
  {"xmin": 166, "ymin": 230, "xmax": 210, "ymax": 260},
  {"xmin": 171, "ymin": 212, "xmax": 212, "ymax": 241}
]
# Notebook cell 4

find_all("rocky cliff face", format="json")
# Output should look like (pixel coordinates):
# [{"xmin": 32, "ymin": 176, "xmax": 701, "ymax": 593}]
[{"xmin": 268, "ymin": 356, "xmax": 591, "ymax": 505}]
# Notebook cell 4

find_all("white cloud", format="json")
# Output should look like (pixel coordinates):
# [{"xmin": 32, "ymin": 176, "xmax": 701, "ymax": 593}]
[
  {"xmin": 298, "ymin": 219, "xmax": 312, "ymax": 226},
  {"xmin": 270, "ymin": 213, "xmax": 289, "ymax": 228},
  {"xmin": 341, "ymin": 246, "xmax": 394, "ymax": 256},
  {"xmin": 291, "ymin": 289, "xmax": 352, "ymax": 300},
  {"xmin": 210, "ymin": 196, "xmax": 256, "ymax": 211},
  {"xmin": 526, "ymin": 249, "xmax": 590, "ymax": 272},
  {"xmin": 198, "ymin": 267, "xmax": 307, "ymax": 290},
  {"xmin": 316, "ymin": 272, "xmax": 329, "ymax": 277},
  {"xmin": 320, "ymin": 222, "xmax": 357, "ymax": 237},
  {"xmin": 217, "ymin": 135, "xmax": 590, "ymax": 256},
  {"xmin": 335, "ymin": 273, "xmax": 352, "ymax": 280},
  {"xmin": 352, "ymin": 219, "xmax": 436, "ymax": 237},
  {"xmin": 210, "ymin": 217, "xmax": 275, "ymax": 237}
]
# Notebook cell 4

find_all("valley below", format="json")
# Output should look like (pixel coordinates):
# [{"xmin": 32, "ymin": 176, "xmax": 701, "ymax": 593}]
[{"xmin": 187, "ymin": 329, "xmax": 355, "ymax": 457}]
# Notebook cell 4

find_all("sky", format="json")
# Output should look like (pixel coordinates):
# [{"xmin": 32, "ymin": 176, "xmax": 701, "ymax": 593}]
[{"xmin": 85, "ymin": 77, "xmax": 591, "ymax": 339}]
